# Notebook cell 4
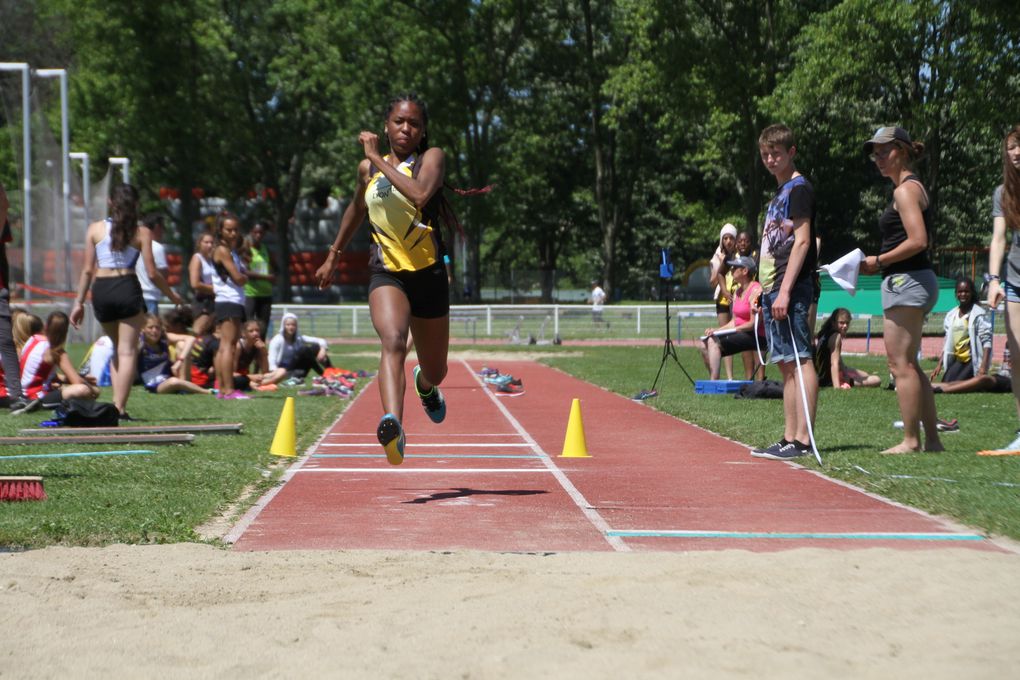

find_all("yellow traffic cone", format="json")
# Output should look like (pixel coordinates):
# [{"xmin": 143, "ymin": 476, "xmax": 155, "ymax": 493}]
[
  {"xmin": 559, "ymin": 398, "xmax": 590, "ymax": 458},
  {"xmin": 270, "ymin": 397, "xmax": 297, "ymax": 457}
]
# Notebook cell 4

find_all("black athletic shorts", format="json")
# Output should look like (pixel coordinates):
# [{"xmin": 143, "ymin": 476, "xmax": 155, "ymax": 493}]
[
  {"xmin": 715, "ymin": 302, "xmax": 731, "ymax": 316},
  {"xmin": 369, "ymin": 263, "xmax": 449, "ymax": 319},
  {"xmin": 214, "ymin": 302, "xmax": 246, "ymax": 325},
  {"xmin": 92, "ymin": 274, "xmax": 145, "ymax": 323},
  {"xmin": 715, "ymin": 330, "xmax": 765, "ymax": 357}
]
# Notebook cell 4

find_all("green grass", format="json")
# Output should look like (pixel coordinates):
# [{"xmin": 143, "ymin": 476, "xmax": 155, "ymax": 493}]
[
  {"xmin": 2, "ymin": 342, "xmax": 1018, "ymax": 547},
  {"xmin": 0, "ymin": 349, "xmax": 377, "ymax": 548},
  {"xmin": 542, "ymin": 346, "xmax": 1020, "ymax": 542}
]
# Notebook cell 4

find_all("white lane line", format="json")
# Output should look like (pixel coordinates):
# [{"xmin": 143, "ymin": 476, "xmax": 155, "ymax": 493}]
[
  {"xmin": 295, "ymin": 468, "xmax": 551, "ymax": 474},
  {"xmin": 318, "ymin": 442, "xmax": 532, "ymax": 448},
  {"xmin": 327, "ymin": 432, "xmax": 521, "ymax": 438},
  {"xmin": 223, "ymin": 380, "xmax": 375, "ymax": 544},
  {"xmin": 460, "ymin": 359, "xmax": 630, "ymax": 552}
]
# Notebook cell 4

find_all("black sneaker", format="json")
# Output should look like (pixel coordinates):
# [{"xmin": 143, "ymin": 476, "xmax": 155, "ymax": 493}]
[
  {"xmin": 413, "ymin": 365, "xmax": 446, "ymax": 424},
  {"xmin": 750, "ymin": 439, "xmax": 807, "ymax": 460},
  {"xmin": 9, "ymin": 396, "xmax": 43, "ymax": 415},
  {"xmin": 791, "ymin": 440, "xmax": 814, "ymax": 457},
  {"xmin": 118, "ymin": 412, "xmax": 136, "ymax": 422},
  {"xmin": 376, "ymin": 413, "xmax": 405, "ymax": 465}
]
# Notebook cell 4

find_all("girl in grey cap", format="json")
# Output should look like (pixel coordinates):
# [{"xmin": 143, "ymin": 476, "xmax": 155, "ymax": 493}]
[{"xmin": 859, "ymin": 126, "xmax": 944, "ymax": 454}]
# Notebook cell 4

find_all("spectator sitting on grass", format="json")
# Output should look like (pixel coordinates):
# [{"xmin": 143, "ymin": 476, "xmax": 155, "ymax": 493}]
[
  {"xmin": 932, "ymin": 347, "xmax": 1012, "ymax": 394},
  {"xmin": 161, "ymin": 307, "xmax": 198, "ymax": 379},
  {"xmin": 237, "ymin": 319, "xmax": 284, "ymax": 387},
  {"xmin": 186, "ymin": 331, "xmax": 217, "ymax": 391},
  {"xmin": 266, "ymin": 312, "xmax": 332, "ymax": 384},
  {"xmin": 137, "ymin": 314, "xmax": 210, "ymax": 395},
  {"xmin": 15, "ymin": 310, "xmax": 99, "ymax": 410},
  {"xmin": 813, "ymin": 308, "xmax": 882, "ymax": 388},
  {"xmin": 930, "ymin": 277, "xmax": 991, "ymax": 386}
]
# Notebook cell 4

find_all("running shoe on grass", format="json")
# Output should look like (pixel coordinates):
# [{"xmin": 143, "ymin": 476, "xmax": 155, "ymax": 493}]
[
  {"xmin": 377, "ymin": 413, "xmax": 405, "ymax": 465},
  {"xmin": 9, "ymin": 396, "xmax": 42, "ymax": 415},
  {"xmin": 978, "ymin": 430, "xmax": 1020, "ymax": 456},
  {"xmin": 892, "ymin": 418, "xmax": 959, "ymax": 432}
]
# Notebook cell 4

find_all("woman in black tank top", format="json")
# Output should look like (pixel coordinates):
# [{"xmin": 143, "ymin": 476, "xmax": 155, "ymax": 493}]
[{"xmin": 859, "ymin": 126, "xmax": 945, "ymax": 454}]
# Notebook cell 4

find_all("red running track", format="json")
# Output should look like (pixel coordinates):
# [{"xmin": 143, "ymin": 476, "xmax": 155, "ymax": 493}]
[{"xmin": 229, "ymin": 360, "xmax": 1004, "ymax": 553}]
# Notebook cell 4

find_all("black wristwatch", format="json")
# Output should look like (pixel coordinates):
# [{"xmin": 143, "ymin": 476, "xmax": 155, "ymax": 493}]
[{"xmin": 984, "ymin": 273, "xmax": 1000, "ymax": 283}]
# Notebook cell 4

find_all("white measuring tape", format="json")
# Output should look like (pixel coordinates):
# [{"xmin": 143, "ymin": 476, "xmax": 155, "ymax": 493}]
[{"xmin": 752, "ymin": 309, "xmax": 822, "ymax": 464}]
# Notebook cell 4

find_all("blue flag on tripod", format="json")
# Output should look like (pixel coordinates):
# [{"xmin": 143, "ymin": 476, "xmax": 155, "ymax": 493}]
[{"xmin": 660, "ymin": 247, "xmax": 674, "ymax": 280}]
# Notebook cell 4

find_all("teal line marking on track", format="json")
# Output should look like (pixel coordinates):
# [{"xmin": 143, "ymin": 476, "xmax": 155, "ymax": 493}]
[
  {"xmin": 0, "ymin": 450, "xmax": 157, "ymax": 460},
  {"xmin": 312, "ymin": 453, "xmax": 541, "ymax": 459},
  {"xmin": 606, "ymin": 530, "xmax": 986, "ymax": 541}
]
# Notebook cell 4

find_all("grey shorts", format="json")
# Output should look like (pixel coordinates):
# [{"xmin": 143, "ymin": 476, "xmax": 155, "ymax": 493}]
[{"xmin": 881, "ymin": 269, "xmax": 938, "ymax": 312}]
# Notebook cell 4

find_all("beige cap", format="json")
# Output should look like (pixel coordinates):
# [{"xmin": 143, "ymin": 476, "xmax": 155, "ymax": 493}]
[{"xmin": 863, "ymin": 126, "xmax": 912, "ymax": 153}]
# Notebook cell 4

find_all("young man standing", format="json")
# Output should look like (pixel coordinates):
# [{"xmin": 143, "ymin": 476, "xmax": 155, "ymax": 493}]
[{"xmin": 751, "ymin": 124, "xmax": 819, "ymax": 460}]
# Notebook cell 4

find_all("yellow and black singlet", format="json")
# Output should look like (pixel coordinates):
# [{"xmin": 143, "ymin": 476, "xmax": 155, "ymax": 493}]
[{"xmin": 365, "ymin": 154, "xmax": 445, "ymax": 274}]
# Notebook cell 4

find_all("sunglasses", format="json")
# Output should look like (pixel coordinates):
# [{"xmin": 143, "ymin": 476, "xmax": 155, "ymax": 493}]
[{"xmin": 869, "ymin": 147, "xmax": 894, "ymax": 162}]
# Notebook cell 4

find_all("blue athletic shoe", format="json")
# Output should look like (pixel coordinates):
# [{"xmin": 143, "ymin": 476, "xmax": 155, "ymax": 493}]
[
  {"xmin": 377, "ymin": 414, "xmax": 405, "ymax": 465},
  {"xmin": 413, "ymin": 365, "xmax": 446, "ymax": 424}
]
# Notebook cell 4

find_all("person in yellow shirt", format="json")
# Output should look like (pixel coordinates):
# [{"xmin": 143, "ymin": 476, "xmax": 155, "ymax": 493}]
[
  {"xmin": 317, "ymin": 94, "xmax": 450, "ymax": 465},
  {"xmin": 930, "ymin": 277, "xmax": 991, "ymax": 385}
]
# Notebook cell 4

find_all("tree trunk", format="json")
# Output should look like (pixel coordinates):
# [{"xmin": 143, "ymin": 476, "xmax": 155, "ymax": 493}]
[
  {"xmin": 581, "ymin": 0, "xmax": 616, "ymax": 296},
  {"xmin": 272, "ymin": 151, "xmax": 304, "ymax": 303}
]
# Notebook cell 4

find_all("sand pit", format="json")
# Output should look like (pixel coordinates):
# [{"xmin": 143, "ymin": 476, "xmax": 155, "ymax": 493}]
[{"xmin": 1, "ymin": 544, "xmax": 1018, "ymax": 678}]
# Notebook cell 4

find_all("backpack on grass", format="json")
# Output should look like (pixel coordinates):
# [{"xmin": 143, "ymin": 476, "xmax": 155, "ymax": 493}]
[
  {"xmin": 734, "ymin": 380, "xmax": 783, "ymax": 400},
  {"xmin": 54, "ymin": 399, "xmax": 120, "ymax": 427}
]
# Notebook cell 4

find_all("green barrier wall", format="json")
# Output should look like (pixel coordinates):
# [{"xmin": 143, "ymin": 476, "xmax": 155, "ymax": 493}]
[{"xmin": 816, "ymin": 274, "xmax": 958, "ymax": 317}]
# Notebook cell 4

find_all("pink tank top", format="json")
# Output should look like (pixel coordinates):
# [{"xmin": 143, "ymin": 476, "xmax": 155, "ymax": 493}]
[{"xmin": 732, "ymin": 282, "xmax": 764, "ymax": 334}]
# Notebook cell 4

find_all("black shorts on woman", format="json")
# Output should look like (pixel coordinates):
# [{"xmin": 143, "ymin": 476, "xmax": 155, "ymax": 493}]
[
  {"xmin": 92, "ymin": 274, "xmax": 146, "ymax": 323},
  {"xmin": 715, "ymin": 329, "xmax": 765, "ymax": 356},
  {"xmin": 214, "ymin": 302, "xmax": 246, "ymax": 325},
  {"xmin": 369, "ymin": 262, "xmax": 449, "ymax": 319}
]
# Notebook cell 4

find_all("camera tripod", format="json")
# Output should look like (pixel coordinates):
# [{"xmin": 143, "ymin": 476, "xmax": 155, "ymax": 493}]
[{"xmin": 634, "ymin": 288, "xmax": 695, "ymax": 400}]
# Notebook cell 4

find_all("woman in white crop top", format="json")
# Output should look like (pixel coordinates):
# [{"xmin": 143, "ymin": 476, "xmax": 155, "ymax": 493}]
[
  {"xmin": 70, "ymin": 184, "xmax": 182, "ymax": 419},
  {"xmin": 189, "ymin": 231, "xmax": 216, "ymax": 336},
  {"xmin": 211, "ymin": 212, "xmax": 249, "ymax": 400}
]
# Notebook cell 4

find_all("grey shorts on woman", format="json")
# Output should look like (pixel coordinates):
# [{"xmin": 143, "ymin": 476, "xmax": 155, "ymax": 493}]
[{"xmin": 881, "ymin": 269, "xmax": 938, "ymax": 313}]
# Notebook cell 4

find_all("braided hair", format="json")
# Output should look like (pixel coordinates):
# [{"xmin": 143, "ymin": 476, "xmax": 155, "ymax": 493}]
[{"xmin": 384, "ymin": 94, "xmax": 491, "ymax": 242}]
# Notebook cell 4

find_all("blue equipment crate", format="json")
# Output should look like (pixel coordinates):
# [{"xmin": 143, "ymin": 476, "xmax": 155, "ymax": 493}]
[{"xmin": 695, "ymin": 380, "xmax": 752, "ymax": 394}]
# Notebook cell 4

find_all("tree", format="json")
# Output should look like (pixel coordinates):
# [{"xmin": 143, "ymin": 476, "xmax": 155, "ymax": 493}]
[{"xmin": 772, "ymin": 0, "xmax": 1020, "ymax": 264}]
